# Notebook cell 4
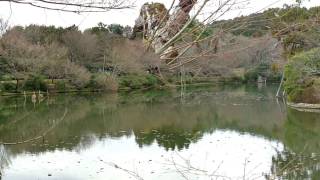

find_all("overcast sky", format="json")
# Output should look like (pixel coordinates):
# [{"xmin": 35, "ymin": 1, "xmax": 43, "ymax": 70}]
[{"xmin": 0, "ymin": 0, "xmax": 319, "ymax": 30}]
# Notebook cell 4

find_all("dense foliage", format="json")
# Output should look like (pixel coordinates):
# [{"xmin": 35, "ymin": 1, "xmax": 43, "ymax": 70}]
[
  {"xmin": 284, "ymin": 48, "xmax": 320, "ymax": 103},
  {"xmin": 216, "ymin": 5, "xmax": 320, "ymax": 103}
]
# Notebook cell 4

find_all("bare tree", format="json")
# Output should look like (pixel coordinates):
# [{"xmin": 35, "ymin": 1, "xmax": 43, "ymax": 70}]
[
  {"xmin": 63, "ymin": 30, "xmax": 99, "ymax": 67},
  {"xmin": 0, "ymin": 27, "xmax": 47, "ymax": 90},
  {"xmin": 43, "ymin": 43, "xmax": 69, "ymax": 83}
]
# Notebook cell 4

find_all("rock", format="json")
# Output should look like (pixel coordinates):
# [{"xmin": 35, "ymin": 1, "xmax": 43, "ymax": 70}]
[
  {"xmin": 287, "ymin": 102, "xmax": 320, "ymax": 113},
  {"xmin": 131, "ymin": 0, "xmax": 197, "ymax": 61},
  {"xmin": 288, "ymin": 102, "xmax": 320, "ymax": 109}
]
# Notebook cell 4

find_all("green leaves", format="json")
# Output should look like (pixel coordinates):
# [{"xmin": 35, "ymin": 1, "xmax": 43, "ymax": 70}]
[{"xmin": 284, "ymin": 48, "xmax": 320, "ymax": 103}]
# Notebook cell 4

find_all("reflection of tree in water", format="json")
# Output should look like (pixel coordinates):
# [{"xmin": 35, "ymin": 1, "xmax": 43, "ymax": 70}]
[
  {"xmin": 266, "ymin": 109, "xmax": 320, "ymax": 180},
  {"xmin": 0, "ymin": 97, "xmax": 21, "ymax": 125},
  {"xmin": 284, "ymin": 109, "xmax": 320, "ymax": 152},
  {"xmin": 0, "ymin": 85, "xmax": 284, "ymax": 153},
  {"xmin": 2, "ymin": 85, "xmax": 320, "ymax": 179},
  {"xmin": 134, "ymin": 126, "xmax": 203, "ymax": 151},
  {"xmin": 267, "ymin": 148, "xmax": 320, "ymax": 179}
]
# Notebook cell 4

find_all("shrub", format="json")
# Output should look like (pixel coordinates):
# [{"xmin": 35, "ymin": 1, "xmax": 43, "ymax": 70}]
[
  {"xmin": 0, "ymin": 74, "xmax": 14, "ymax": 81},
  {"xmin": 271, "ymin": 63, "xmax": 280, "ymax": 73},
  {"xmin": 55, "ymin": 80, "xmax": 67, "ymax": 92},
  {"xmin": 145, "ymin": 75, "xmax": 159, "ymax": 86},
  {"xmin": 119, "ymin": 74, "xmax": 159, "ymax": 89},
  {"xmin": 119, "ymin": 75, "xmax": 144, "ymax": 89},
  {"xmin": 89, "ymin": 73, "xmax": 118, "ymax": 91},
  {"xmin": 284, "ymin": 48, "xmax": 320, "ymax": 103},
  {"xmin": 244, "ymin": 68, "xmax": 259, "ymax": 82},
  {"xmin": 268, "ymin": 73, "xmax": 282, "ymax": 82},
  {"xmin": 22, "ymin": 75, "xmax": 47, "ymax": 91},
  {"xmin": 66, "ymin": 62, "xmax": 91, "ymax": 89},
  {"xmin": 0, "ymin": 82, "xmax": 16, "ymax": 92},
  {"xmin": 244, "ymin": 63, "xmax": 281, "ymax": 83}
]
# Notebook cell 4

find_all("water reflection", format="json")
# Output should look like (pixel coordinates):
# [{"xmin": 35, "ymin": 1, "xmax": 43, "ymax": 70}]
[
  {"xmin": 269, "ymin": 148, "xmax": 320, "ymax": 180},
  {"xmin": 0, "ymin": 84, "xmax": 319, "ymax": 179},
  {"xmin": 267, "ymin": 109, "xmax": 320, "ymax": 180}
]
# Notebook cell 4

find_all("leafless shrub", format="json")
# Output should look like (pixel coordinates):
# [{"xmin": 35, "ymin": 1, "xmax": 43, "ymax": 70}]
[
  {"xmin": 92, "ymin": 73, "xmax": 118, "ymax": 91},
  {"xmin": 65, "ymin": 61, "xmax": 91, "ymax": 89},
  {"xmin": 110, "ymin": 39, "xmax": 161, "ymax": 75}
]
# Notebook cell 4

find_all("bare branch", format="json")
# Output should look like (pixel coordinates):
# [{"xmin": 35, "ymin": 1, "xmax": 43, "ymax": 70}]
[{"xmin": 0, "ymin": 0, "xmax": 134, "ymax": 13}]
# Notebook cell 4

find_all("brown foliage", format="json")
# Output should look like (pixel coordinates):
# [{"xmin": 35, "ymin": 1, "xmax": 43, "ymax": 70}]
[
  {"xmin": 65, "ymin": 61, "xmax": 91, "ymax": 89},
  {"xmin": 110, "ymin": 38, "xmax": 162, "ymax": 75},
  {"xmin": 63, "ymin": 31, "xmax": 99, "ymax": 66},
  {"xmin": 1, "ymin": 28, "xmax": 46, "ymax": 77}
]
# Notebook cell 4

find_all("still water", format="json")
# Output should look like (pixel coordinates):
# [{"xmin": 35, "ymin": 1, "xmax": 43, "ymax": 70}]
[{"xmin": 0, "ymin": 84, "xmax": 319, "ymax": 180}]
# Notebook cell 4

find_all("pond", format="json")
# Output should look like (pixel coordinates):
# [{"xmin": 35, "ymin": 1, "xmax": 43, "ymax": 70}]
[{"xmin": 0, "ymin": 84, "xmax": 319, "ymax": 180}]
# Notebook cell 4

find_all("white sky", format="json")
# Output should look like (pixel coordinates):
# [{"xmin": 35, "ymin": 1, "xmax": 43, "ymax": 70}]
[{"xmin": 0, "ymin": 0, "xmax": 319, "ymax": 30}]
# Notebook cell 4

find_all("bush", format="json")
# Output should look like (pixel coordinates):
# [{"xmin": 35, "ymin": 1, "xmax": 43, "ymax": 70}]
[
  {"xmin": 119, "ymin": 74, "xmax": 159, "ymax": 89},
  {"xmin": 244, "ymin": 68, "xmax": 259, "ymax": 82},
  {"xmin": 268, "ymin": 73, "xmax": 282, "ymax": 82},
  {"xmin": 23, "ymin": 75, "xmax": 47, "ymax": 91},
  {"xmin": 66, "ymin": 62, "xmax": 91, "ymax": 89},
  {"xmin": 55, "ymin": 80, "xmax": 67, "ymax": 92},
  {"xmin": 145, "ymin": 75, "xmax": 159, "ymax": 86},
  {"xmin": 0, "ymin": 74, "xmax": 14, "ymax": 81},
  {"xmin": 88, "ymin": 73, "xmax": 118, "ymax": 91},
  {"xmin": 284, "ymin": 48, "xmax": 320, "ymax": 103},
  {"xmin": 0, "ymin": 82, "xmax": 17, "ymax": 92},
  {"xmin": 244, "ymin": 63, "xmax": 281, "ymax": 83}
]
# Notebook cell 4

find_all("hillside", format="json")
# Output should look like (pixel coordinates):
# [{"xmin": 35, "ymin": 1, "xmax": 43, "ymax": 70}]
[{"xmin": 0, "ymin": 5, "xmax": 319, "ymax": 99}]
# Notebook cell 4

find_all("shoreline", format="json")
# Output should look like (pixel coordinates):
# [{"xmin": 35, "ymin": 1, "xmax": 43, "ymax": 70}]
[{"xmin": 0, "ymin": 81, "xmax": 282, "ymax": 97}]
